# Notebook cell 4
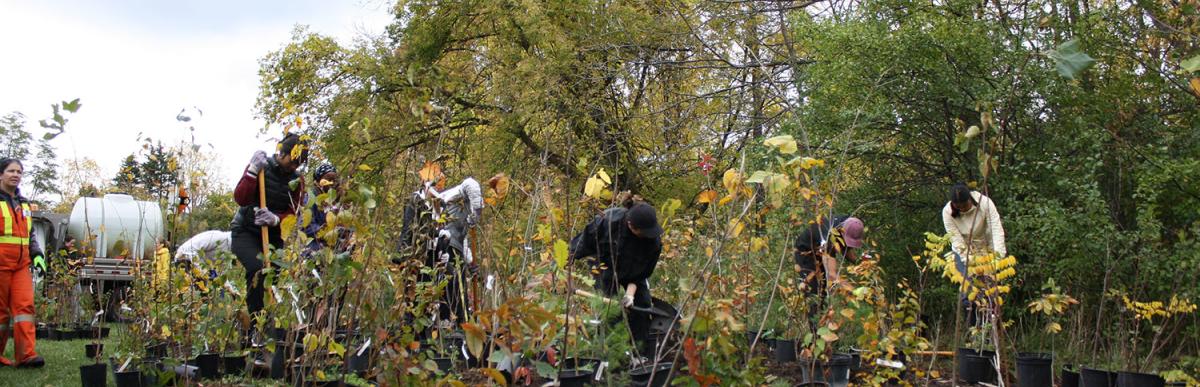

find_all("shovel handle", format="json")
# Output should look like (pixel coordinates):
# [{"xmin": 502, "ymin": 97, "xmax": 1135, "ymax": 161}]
[{"xmin": 258, "ymin": 171, "xmax": 270, "ymax": 268}]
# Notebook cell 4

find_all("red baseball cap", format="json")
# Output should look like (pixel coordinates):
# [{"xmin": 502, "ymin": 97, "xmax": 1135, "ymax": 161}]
[{"xmin": 842, "ymin": 217, "xmax": 864, "ymax": 248}]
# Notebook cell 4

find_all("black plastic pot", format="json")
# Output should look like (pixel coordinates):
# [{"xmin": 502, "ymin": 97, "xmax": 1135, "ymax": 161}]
[
  {"xmin": 86, "ymin": 343, "xmax": 105, "ymax": 359},
  {"xmin": 1081, "ymin": 367, "xmax": 1116, "ymax": 387},
  {"xmin": 846, "ymin": 350, "xmax": 864, "ymax": 383},
  {"xmin": 1063, "ymin": 365, "xmax": 1081, "ymax": 387},
  {"xmin": 558, "ymin": 368, "xmax": 596, "ymax": 387},
  {"xmin": 629, "ymin": 362, "xmax": 674, "ymax": 387},
  {"xmin": 1116, "ymin": 371, "xmax": 1165, "ymax": 387},
  {"xmin": 35, "ymin": 325, "xmax": 49, "ymax": 339},
  {"xmin": 772, "ymin": 339, "xmax": 797, "ymax": 362},
  {"xmin": 222, "ymin": 354, "xmax": 247, "ymax": 376},
  {"xmin": 52, "ymin": 327, "xmax": 75, "ymax": 340},
  {"xmin": 560, "ymin": 357, "xmax": 602, "ymax": 371},
  {"xmin": 193, "ymin": 353, "xmax": 220, "ymax": 379},
  {"xmin": 433, "ymin": 357, "xmax": 453, "ymax": 373},
  {"xmin": 347, "ymin": 348, "xmax": 371, "ymax": 374},
  {"xmin": 795, "ymin": 383, "xmax": 831, "ymax": 387},
  {"xmin": 114, "ymin": 370, "xmax": 143, "ymax": 387},
  {"xmin": 75, "ymin": 326, "xmax": 93, "ymax": 339},
  {"xmin": 956, "ymin": 348, "xmax": 997, "ymax": 384},
  {"xmin": 1016, "ymin": 352, "xmax": 1053, "ymax": 387},
  {"xmin": 80, "ymin": 363, "xmax": 108, "ymax": 387},
  {"xmin": 800, "ymin": 354, "xmax": 853, "ymax": 387}
]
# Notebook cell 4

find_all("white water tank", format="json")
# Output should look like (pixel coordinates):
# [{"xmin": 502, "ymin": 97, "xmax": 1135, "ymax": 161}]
[{"xmin": 67, "ymin": 194, "xmax": 164, "ymax": 260}]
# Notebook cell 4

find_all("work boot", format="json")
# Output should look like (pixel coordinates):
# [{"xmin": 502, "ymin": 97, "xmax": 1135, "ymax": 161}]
[{"xmin": 18, "ymin": 356, "xmax": 45, "ymax": 368}]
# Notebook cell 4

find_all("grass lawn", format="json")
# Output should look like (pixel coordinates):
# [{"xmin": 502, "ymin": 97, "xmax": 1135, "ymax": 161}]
[{"xmin": 0, "ymin": 333, "xmax": 117, "ymax": 387}]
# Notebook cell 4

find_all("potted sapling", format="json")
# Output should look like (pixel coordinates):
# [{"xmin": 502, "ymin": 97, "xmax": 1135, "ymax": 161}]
[{"xmin": 1020, "ymin": 278, "xmax": 1076, "ymax": 387}]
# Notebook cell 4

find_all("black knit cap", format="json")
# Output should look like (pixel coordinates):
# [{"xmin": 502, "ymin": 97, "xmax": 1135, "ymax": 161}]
[{"xmin": 628, "ymin": 203, "xmax": 663, "ymax": 239}]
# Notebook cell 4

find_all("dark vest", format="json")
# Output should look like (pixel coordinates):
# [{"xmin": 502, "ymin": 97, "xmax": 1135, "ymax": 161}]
[{"xmin": 234, "ymin": 158, "xmax": 301, "ymax": 245}]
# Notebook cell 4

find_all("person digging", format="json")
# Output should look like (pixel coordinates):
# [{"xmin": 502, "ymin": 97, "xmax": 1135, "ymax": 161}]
[{"xmin": 568, "ymin": 200, "xmax": 664, "ymax": 366}]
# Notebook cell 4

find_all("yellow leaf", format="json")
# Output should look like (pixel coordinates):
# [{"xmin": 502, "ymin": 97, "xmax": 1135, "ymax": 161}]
[
  {"xmin": 161, "ymin": 325, "xmax": 171, "ymax": 338},
  {"xmin": 722, "ymin": 169, "xmax": 741, "ymax": 192},
  {"xmin": 461, "ymin": 323, "xmax": 486, "ymax": 358},
  {"xmin": 481, "ymin": 368, "xmax": 508, "ymax": 385},
  {"xmin": 597, "ymin": 168, "xmax": 611, "ymax": 184},
  {"xmin": 357, "ymin": 164, "xmax": 373, "ymax": 172},
  {"xmin": 584, "ymin": 176, "xmax": 608, "ymax": 198},
  {"xmin": 763, "ymin": 135, "xmax": 798, "ymax": 154},
  {"xmin": 750, "ymin": 237, "xmax": 768, "ymax": 253},
  {"xmin": 553, "ymin": 239, "xmax": 569, "ymax": 270},
  {"xmin": 717, "ymin": 194, "xmax": 734, "ymax": 206},
  {"xmin": 696, "ymin": 190, "xmax": 718, "ymax": 204},
  {"xmin": 840, "ymin": 308, "xmax": 855, "ymax": 319},
  {"xmin": 280, "ymin": 215, "xmax": 297, "ymax": 237},
  {"xmin": 820, "ymin": 330, "xmax": 838, "ymax": 342},
  {"xmin": 1191, "ymin": 78, "xmax": 1200, "ymax": 97},
  {"xmin": 729, "ymin": 219, "xmax": 745, "ymax": 237}
]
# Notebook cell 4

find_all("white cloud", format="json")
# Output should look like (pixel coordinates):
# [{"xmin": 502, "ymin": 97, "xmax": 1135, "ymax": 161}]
[{"xmin": 0, "ymin": 0, "xmax": 392, "ymax": 199}]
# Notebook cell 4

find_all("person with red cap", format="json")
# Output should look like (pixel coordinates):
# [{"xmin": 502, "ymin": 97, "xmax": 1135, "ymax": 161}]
[
  {"xmin": 0, "ymin": 158, "xmax": 44, "ymax": 368},
  {"xmin": 794, "ymin": 214, "xmax": 865, "ymax": 300}
]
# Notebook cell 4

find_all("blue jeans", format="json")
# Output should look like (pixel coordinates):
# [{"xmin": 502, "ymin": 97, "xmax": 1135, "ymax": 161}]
[{"xmin": 954, "ymin": 253, "xmax": 979, "ymax": 327}]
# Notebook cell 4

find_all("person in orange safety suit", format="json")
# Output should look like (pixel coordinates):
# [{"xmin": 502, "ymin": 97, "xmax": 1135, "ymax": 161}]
[{"xmin": 0, "ymin": 158, "xmax": 45, "ymax": 368}]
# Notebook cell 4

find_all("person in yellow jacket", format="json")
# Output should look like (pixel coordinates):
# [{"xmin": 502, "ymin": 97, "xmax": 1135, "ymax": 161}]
[
  {"xmin": 153, "ymin": 239, "xmax": 171, "ymax": 291},
  {"xmin": 0, "ymin": 158, "xmax": 45, "ymax": 368}
]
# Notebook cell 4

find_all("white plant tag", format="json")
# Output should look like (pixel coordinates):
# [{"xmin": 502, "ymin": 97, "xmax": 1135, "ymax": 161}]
[
  {"xmin": 272, "ymin": 286, "xmax": 282, "ymax": 303},
  {"xmin": 876, "ymin": 358, "xmax": 904, "ymax": 369},
  {"xmin": 486, "ymin": 275, "xmax": 495, "ymax": 290},
  {"xmin": 595, "ymin": 361, "xmax": 608, "ymax": 381},
  {"xmin": 357, "ymin": 338, "xmax": 372, "ymax": 357}
]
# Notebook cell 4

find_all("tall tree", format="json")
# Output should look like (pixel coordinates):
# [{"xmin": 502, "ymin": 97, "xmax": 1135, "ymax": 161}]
[{"xmin": 0, "ymin": 112, "xmax": 61, "ymax": 201}]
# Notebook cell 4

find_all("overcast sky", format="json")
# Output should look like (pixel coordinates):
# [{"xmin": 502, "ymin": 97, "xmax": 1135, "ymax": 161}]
[{"xmin": 0, "ymin": 0, "xmax": 393, "ymax": 199}]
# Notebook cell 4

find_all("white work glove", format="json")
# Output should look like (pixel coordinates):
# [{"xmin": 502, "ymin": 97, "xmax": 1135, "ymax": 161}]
[
  {"xmin": 621, "ymin": 293, "xmax": 635, "ymax": 308},
  {"xmin": 247, "ymin": 151, "xmax": 269, "ymax": 174},
  {"xmin": 253, "ymin": 207, "xmax": 280, "ymax": 226}
]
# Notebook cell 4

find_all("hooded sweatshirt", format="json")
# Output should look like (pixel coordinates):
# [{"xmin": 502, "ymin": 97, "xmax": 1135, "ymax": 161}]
[{"xmin": 942, "ymin": 190, "xmax": 1006, "ymax": 259}]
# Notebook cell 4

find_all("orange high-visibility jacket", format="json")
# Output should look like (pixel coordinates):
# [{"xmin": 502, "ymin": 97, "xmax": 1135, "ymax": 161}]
[{"xmin": 0, "ymin": 197, "xmax": 34, "ymax": 270}]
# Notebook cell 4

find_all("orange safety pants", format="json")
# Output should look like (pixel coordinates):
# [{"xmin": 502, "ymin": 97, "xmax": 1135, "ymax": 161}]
[{"xmin": 0, "ymin": 267, "xmax": 38, "ymax": 365}]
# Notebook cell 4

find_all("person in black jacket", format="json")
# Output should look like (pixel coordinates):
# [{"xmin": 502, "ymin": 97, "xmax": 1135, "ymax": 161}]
[
  {"xmin": 794, "ymin": 215, "xmax": 865, "ymax": 313},
  {"xmin": 229, "ymin": 134, "xmax": 308, "ymax": 325},
  {"xmin": 569, "ymin": 201, "xmax": 663, "ymax": 358}
]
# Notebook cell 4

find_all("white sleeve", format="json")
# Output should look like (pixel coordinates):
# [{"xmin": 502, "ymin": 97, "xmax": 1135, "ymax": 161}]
[
  {"xmin": 435, "ymin": 183, "xmax": 464, "ymax": 203},
  {"xmin": 982, "ymin": 195, "xmax": 1007, "ymax": 258},
  {"xmin": 942, "ymin": 203, "xmax": 967, "ymax": 257}
]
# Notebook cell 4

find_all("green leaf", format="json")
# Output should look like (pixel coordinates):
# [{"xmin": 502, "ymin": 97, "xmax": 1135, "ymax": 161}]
[
  {"xmin": 329, "ymin": 341, "xmax": 346, "ymax": 357},
  {"xmin": 553, "ymin": 239, "xmax": 569, "ymax": 269},
  {"xmin": 1182, "ymin": 54, "xmax": 1200, "ymax": 73},
  {"xmin": 63, "ymin": 98, "xmax": 81, "ymax": 113},
  {"xmin": 534, "ymin": 361, "xmax": 556, "ymax": 379},
  {"xmin": 745, "ymin": 170, "xmax": 772, "ymax": 184},
  {"xmin": 1049, "ymin": 39, "xmax": 1095, "ymax": 80}
]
